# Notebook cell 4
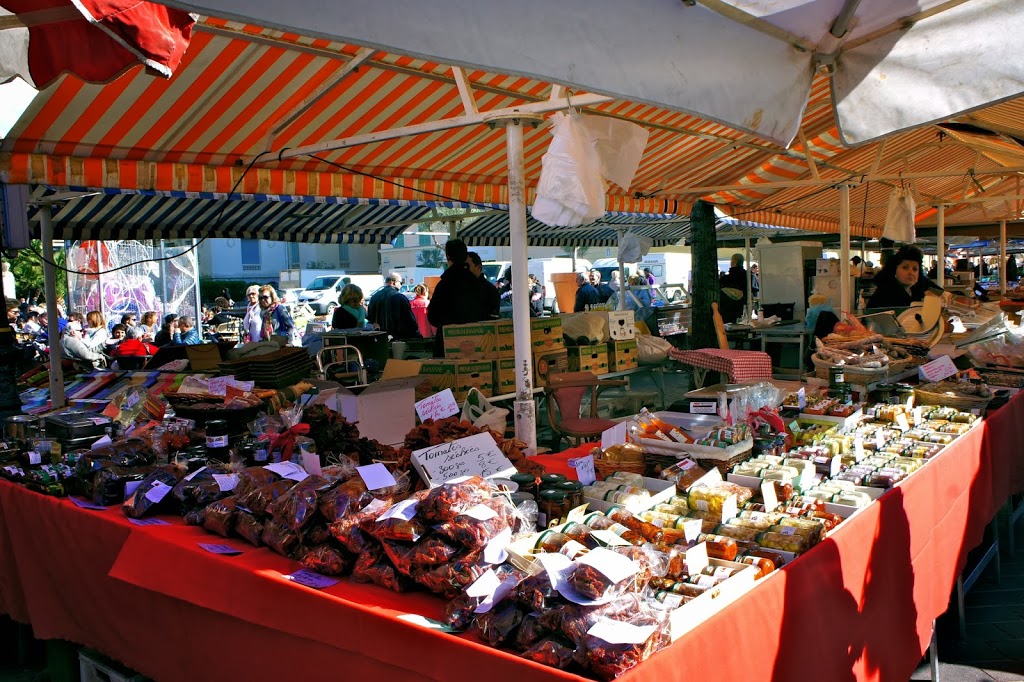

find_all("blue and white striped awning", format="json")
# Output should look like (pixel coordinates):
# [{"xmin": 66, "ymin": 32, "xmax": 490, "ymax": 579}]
[
  {"xmin": 18, "ymin": 185, "xmax": 699, "ymax": 247},
  {"xmin": 460, "ymin": 212, "xmax": 691, "ymax": 247},
  {"xmin": 21, "ymin": 185, "xmax": 495, "ymax": 244}
]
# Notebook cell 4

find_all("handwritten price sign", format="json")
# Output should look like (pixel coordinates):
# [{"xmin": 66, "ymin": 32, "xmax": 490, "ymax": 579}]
[
  {"xmin": 410, "ymin": 432, "xmax": 517, "ymax": 486},
  {"xmin": 415, "ymin": 388, "xmax": 460, "ymax": 422}
]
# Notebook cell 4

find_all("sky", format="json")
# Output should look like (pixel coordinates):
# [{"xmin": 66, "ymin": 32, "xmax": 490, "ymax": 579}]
[{"xmin": 0, "ymin": 78, "xmax": 37, "ymax": 138}]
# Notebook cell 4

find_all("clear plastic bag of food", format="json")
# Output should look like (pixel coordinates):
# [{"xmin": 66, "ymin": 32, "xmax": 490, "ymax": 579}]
[
  {"xmin": 382, "ymin": 535, "xmax": 459, "ymax": 576},
  {"xmin": 234, "ymin": 509, "xmax": 264, "ymax": 546},
  {"xmin": 449, "ymin": 497, "xmax": 513, "ymax": 550},
  {"xmin": 568, "ymin": 548, "xmax": 642, "ymax": 602},
  {"xmin": 329, "ymin": 496, "xmax": 392, "ymax": 554},
  {"xmin": 90, "ymin": 464, "xmax": 149, "ymax": 506},
  {"xmin": 444, "ymin": 563, "xmax": 524, "ymax": 630},
  {"xmin": 351, "ymin": 544, "xmax": 412, "ymax": 592},
  {"xmin": 658, "ymin": 458, "xmax": 706, "ymax": 490},
  {"xmin": 417, "ymin": 476, "xmax": 493, "ymax": 523},
  {"xmin": 514, "ymin": 573, "xmax": 562, "ymax": 613},
  {"xmin": 512, "ymin": 612, "xmax": 551, "ymax": 652},
  {"xmin": 203, "ymin": 496, "xmax": 238, "ymax": 537},
  {"xmin": 521, "ymin": 637, "xmax": 577, "ymax": 669},
  {"xmin": 234, "ymin": 466, "xmax": 281, "ymax": 500},
  {"xmin": 238, "ymin": 479, "xmax": 297, "ymax": 517},
  {"xmin": 412, "ymin": 551, "xmax": 490, "ymax": 598},
  {"xmin": 262, "ymin": 518, "xmax": 302, "ymax": 557},
  {"xmin": 268, "ymin": 475, "xmax": 335, "ymax": 531},
  {"xmin": 472, "ymin": 601, "xmax": 525, "ymax": 647},
  {"xmin": 582, "ymin": 613, "xmax": 664, "ymax": 680},
  {"xmin": 299, "ymin": 544, "xmax": 353, "ymax": 576},
  {"xmin": 687, "ymin": 482, "xmax": 752, "ymax": 514},
  {"xmin": 122, "ymin": 467, "xmax": 183, "ymax": 519},
  {"xmin": 318, "ymin": 478, "xmax": 372, "ymax": 523},
  {"xmin": 171, "ymin": 465, "xmax": 232, "ymax": 517}
]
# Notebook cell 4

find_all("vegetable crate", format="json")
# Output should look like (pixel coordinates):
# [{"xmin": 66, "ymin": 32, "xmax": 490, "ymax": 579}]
[
  {"xmin": 79, "ymin": 649, "xmax": 147, "ymax": 682},
  {"xmin": 442, "ymin": 321, "xmax": 499, "ymax": 360},
  {"xmin": 567, "ymin": 344, "xmax": 609, "ymax": 374}
]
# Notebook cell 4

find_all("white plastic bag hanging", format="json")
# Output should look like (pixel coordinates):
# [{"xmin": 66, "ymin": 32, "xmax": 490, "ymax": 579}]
[
  {"xmin": 618, "ymin": 231, "xmax": 653, "ymax": 264},
  {"xmin": 579, "ymin": 115, "xmax": 650, "ymax": 190},
  {"xmin": 533, "ymin": 111, "xmax": 607, "ymax": 227},
  {"xmin": 883, "ymin": 185, "xmax": 916, "ymax": 243}
]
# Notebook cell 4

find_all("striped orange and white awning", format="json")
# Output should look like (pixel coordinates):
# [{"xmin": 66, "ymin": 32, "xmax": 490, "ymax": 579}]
[{"xmin": 4, "ymin": 16, "xmax": 1024, "ymax": 242}]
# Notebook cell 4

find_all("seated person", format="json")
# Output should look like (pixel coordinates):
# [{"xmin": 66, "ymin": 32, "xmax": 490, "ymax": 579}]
[
  {"xmin": 154, "ymin": 314, "xmax": 178, "ymax": 346},
  {"xmin": 105, "ymin": 323, "xmax": 127, "ymax": 351},
  {"xmin": 332, "ymin": 284, "xmax": 368, "ymax": 330},
  {"xmin": 172, "ymin": 316, "xmax": 203, "ymax": 345},
  {"xmin": 61, "ymin": 321, "xmax": 106, "ymax": 368}
]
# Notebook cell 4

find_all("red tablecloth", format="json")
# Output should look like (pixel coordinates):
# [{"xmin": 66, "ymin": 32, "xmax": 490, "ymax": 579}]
[
  {"xmin": 668, "ymin": 348, "xmax": 773, "ymax": 382},
  {"xmin": 1, "ymin": 391, "xmax": 1023, "ymax": 681}
]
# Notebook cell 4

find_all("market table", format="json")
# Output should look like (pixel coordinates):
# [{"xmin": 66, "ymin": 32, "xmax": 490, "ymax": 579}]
[{"xmin": 2, "ymin": 391, "xmax": 1024, "ymax": 682}]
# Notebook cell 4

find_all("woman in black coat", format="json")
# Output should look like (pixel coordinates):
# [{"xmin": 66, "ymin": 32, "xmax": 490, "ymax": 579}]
[{"xmin": 866, "ymin": 245, "xmax": 943, "ymax": 310}]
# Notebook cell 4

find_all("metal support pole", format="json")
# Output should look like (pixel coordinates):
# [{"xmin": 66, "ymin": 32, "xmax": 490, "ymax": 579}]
[
  {"xmin": 40, "ymin": 206, "xmax": 65, "ymax": 409},
  {"xmin": 937, "ymin": 205, "xmax": 946, "ymax": 287},
  {"xmin": 495, "ymin": 113, "xmax": 541, "ymax": 453},
  {"xmin": 1000, "ymin": 220, "xmax": 1007, "ymax": 296},
  {"xmin": 744, "ymin": 237, "xmax": 752, "ymax": 312},
  {"xmin": 929, "ymin": 619, "xmax": 940, "ymax": 682},
  {"xmin": 839, "ymin": 184, "xmax": 851, "ymax": 315},
  {"xmin": 617, "ymin": 230, "xmax": 627, "ymax": 311}
]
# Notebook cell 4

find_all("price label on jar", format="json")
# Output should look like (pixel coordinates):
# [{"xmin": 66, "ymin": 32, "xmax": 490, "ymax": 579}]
[
  {"xmin": 895, "ymin": 413, "xmax": 910, "ymax": 431},
  {"xmin": 685, "ymin": 542, "xmax": 709, "ymax": 575},
  {"xmin": 854, "ymin": 438, "xmax": 865, "ymax": 459},
  {"xmin": 720, "ymin": 494, "xmax": 738, "ymax": 524},
  {"xmin": 690, "ymin": 401, "xmax": 718, "ymax": 414}
]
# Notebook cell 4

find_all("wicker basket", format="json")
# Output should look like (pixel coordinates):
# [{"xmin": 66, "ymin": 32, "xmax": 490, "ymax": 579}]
[
  {"xmin": 694, "ymin": 451, "xmax": 752, "ymax": 475},
  {"xmin": 164, "ymin": 390, "xmax": 267, "ymax": 434},
  {"xmin": 812, "ymin": 353, "xmax": 890, "ymax": 384},
  {"xmin": 914, "ymin": 386, "xmax": 991, "ymax": 412},
  {"xmin": 594, "ymin": 457, "xmax": 645, "ymax": 481},
  {"xmin": 644, "ymin": 452, "xmax": 681, "ymax": 478}
]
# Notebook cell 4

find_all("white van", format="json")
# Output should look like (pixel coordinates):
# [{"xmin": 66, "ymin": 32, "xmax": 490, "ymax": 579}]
[
  {"xmin": 298, "ymin": 273, "xmax": 384, "ymax": 315},
  {"xmin": 591, "ymin": 257, "xmax": 633, "ymax": 285},
  {"xmin": 636, "ymin": 252, "xmax": 692, "ymax": 302},
  {"xmin": 528, "ymin": 257, "xmax": 593, "ymax": 311},
  {"xmin": 482, "ymin": 260, "xmax": 511, "ymax": 284}
]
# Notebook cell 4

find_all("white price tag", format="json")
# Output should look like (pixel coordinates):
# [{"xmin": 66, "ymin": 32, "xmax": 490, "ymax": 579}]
[
  {"xmin": 681, "ymin": 518, "xmax": 703, "ymax": 543},
  {"xmin": 213, "ymin": 473, "xmax": 238, "ymax": 492},
  {"xmin": 689, "ymin": 401, "xmax": 718, "ymax": 414},
  {"xmin": 466, "ymin": 568, "xmax": 502, "ymax": 598},
  {"xmin": 144, "ymin": 480, "xmax": 172, "ymax": 504},
  {"xmin": 124, "ymin": 480, "xmax": 143, "ymax": 501},
  {"xmin": 587, "ymin": 619, "xmax": 657, "ymax": 645},
  {"xmin": 414, "ymin": 388, "xmax": 460, "ymax": 422},
  {"xmin": 301, "ymin": 451, "xmax": 323, "ymax": 477},
  {"xmin": 461, "ymin": 503, "xmax": 498, "ymax": 521},
  {"xmin": 357, "ymin": 463, "xmax": 398, "ymax": 491},
  {"xmin": 760, "ymin": 480, "xmax": 778, "ymax": 512},
  {"xmin": 854, "ymin": 438, "xmax": 865, "ymax": 459},
  {"xmin": 600, "ymin": 422, "xmax": 629, "ymax": 449},
  {"xmin": 895, "ymin": 413, "xmax": 910, "ymax": 431},
  {"xmin": 830, "ymin": 456, "xmax": 842, "ymax": 478},
  {"xmin": 378, "ymin": 498, "xmax": 420, "ymax": 522},
  {"xmin": 918, "ymin": 355, "xmax": 958, "ymax": 383},
  {"xmin": 590, "ymin": 529, "xmax": 633, "ymax": 547},
  {"xmin": 720, "ymin": 494, "xmax": 738, "ymax": 524},
  {"xmin": 184, "ymin": 466, "xmax": 207, "ymax": 482},
  {"xmin": 568, "ymin": 455, "xmax": 597, "ymax": 486},
  {"xmin": 797, "ymin": 387, "xmax": 807, "ymax": 410},
  {"xmin": 264, "ymin": 461, "xmax": 310, "ymax": 482},
  {"xmin": 685, "ymin": 542, "xmax": 709, "ymax": 575},
  {"xmin": 577, "ymin": 547, "xmax": 639, "ymax": 584},
  {"xmin": 126, "ymin": 391, "xmax": 141, "ymax": 409}
]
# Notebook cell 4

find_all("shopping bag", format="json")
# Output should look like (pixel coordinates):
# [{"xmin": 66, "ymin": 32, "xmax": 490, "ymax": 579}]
[
  {"xmin": 461, "ymin": 388, "xmax": 509, "ymax": 433},
  {"xmin": 883, "ymin": 185, "xmax": 916, "ymax": 243},
  {"xmin": 533, "ymin": 111, "xmax": 606, "ymax": 227},
  {"xmin": 636, "ymin": 334, "xmax": 673, "ymax": 364}
]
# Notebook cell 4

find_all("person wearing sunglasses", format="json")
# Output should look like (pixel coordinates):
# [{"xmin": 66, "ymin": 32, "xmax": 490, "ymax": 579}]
[
  {"xmin": 242, "ymin": 284, "xmax": 263, "ymax": 342},
  {"xmin": 257, "ymin": 285, "xmax": 294, "ymax": 342}
]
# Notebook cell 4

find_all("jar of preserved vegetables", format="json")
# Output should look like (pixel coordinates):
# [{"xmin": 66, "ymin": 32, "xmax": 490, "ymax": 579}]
[{"xmin": 538, "ymin": 489, "xmax": 569, "ymax": 528}]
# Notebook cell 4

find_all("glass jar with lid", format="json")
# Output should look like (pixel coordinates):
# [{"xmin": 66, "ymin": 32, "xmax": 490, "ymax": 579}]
[{"xmin": 538, "ymin": 489, "xmax": 569, "ymax": 528}]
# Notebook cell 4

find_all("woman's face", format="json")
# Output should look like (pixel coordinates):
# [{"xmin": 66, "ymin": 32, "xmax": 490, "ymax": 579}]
[
  {"xmin": 896, "ymin": 260, "xmax": 920, "ymax": 287},
  {"xmin": 259, "ymin": 292, "xmax": 272, "ymax": 309}
]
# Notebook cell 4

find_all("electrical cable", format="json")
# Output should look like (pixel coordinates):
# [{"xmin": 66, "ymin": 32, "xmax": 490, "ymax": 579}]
[{"xmin": 23, "ymin": 152, "xmax": 270, "ymax": 276}]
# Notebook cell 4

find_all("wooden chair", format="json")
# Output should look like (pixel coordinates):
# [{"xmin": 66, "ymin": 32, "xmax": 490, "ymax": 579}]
[
  {"xmin": 687, "ymin": 302, "xmax": 730, "ymax": 388},
  {"xmin": 544, "ymin": 371, "xmax": 627, "ymax": 450}
]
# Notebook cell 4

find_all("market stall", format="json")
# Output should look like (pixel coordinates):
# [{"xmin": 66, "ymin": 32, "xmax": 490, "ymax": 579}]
[{"xmin": 1, "ymin": 369, "xmax": 1022, "ymax": 681}]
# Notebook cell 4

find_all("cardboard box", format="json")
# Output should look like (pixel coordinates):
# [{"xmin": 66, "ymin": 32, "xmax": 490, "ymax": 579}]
[
  {"xmin": 534, "ymin": 349, "xmax": 569, "ymax": 387},
  {"xmin": 442, "ymin": 321, "xmax": 498, "ymax": 360},
  {"xmin": 567, "ymin": 344, "xmax": 609, "ymax": 374},
  {"xmin": 456, "ymin": 360, "xmax": 494, "ymax": 401},
  {"xmin": 816, "ymin": 258, "xmax": 840, "ymax": 276},
  {"xmin": 531, "ymin": 317, "xmax": 564, "ymax": 352},
  {"xmin": 311, "ymin": 378, "xmax": 419, "ymax": 446},
  {"xmin": 493, "ymin": 356, "xmax": 516, "ymax": 393},
  {"xmin": 607, "ymin": 339, "xmax": 638, "ymax": 371},
  {"xmin": 668, "ymin": 559, "xmax": 758, "ymax": 641},
  {"xmin": 495, "ymin": 319, "xmax": 515, "ymax": 358},
  {"xmin": 584, "ymin": 476, "xmax": 676, "ymax": 514},
  {"xmin": 603, "ymin": 310, "xmax": 636, "ymax": 340},
  {"xmin": 410, "ymin": 359, "xmax": 459, "ymax": 401}
]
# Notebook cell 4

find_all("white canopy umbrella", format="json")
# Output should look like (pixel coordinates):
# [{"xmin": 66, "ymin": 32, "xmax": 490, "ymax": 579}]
[{"xmin": 158, "ymin": 0, "xmax": 1024, "ymax": 147}]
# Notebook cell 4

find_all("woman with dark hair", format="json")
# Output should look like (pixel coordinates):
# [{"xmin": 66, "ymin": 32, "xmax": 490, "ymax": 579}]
[{"xmin": 866, "ymin": 245, "xmax": 943, "ymax": 310}]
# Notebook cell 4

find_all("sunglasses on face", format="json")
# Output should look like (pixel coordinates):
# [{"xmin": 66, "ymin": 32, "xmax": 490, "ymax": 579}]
[{"xmin": 259, "ymin": 295, "xmax": 271, "ymax": 300}]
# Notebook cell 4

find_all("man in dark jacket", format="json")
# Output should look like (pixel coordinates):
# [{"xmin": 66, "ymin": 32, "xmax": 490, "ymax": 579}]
[
  {"xmin": 367, "ymin": 272, "xmax": 421, "ymax": 340},
  {"xmin": 590, "ymin": 270, "xmax": 614, "ymax": 304},
  {"xmin": 427, "ymin": 240, "xmax": 489, "ymax": 357},
  {"xmin": 468, "ymin": 251, "xmax": 500, "ymax": 319},
  {"xmin": 574, "ymin": 272, "xmax": 601, "ymax": 312}
]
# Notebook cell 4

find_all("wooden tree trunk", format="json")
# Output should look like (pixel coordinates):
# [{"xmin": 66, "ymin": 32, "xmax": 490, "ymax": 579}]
[{"xmin": 690, "ymin": 199, "xmax": 720, "ymax": 350}]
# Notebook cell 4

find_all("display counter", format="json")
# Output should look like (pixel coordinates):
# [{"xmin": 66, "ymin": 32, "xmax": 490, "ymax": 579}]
[{"xmin": 2, "ymin": 390, "xmax": 1023, "ymax": 681}]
